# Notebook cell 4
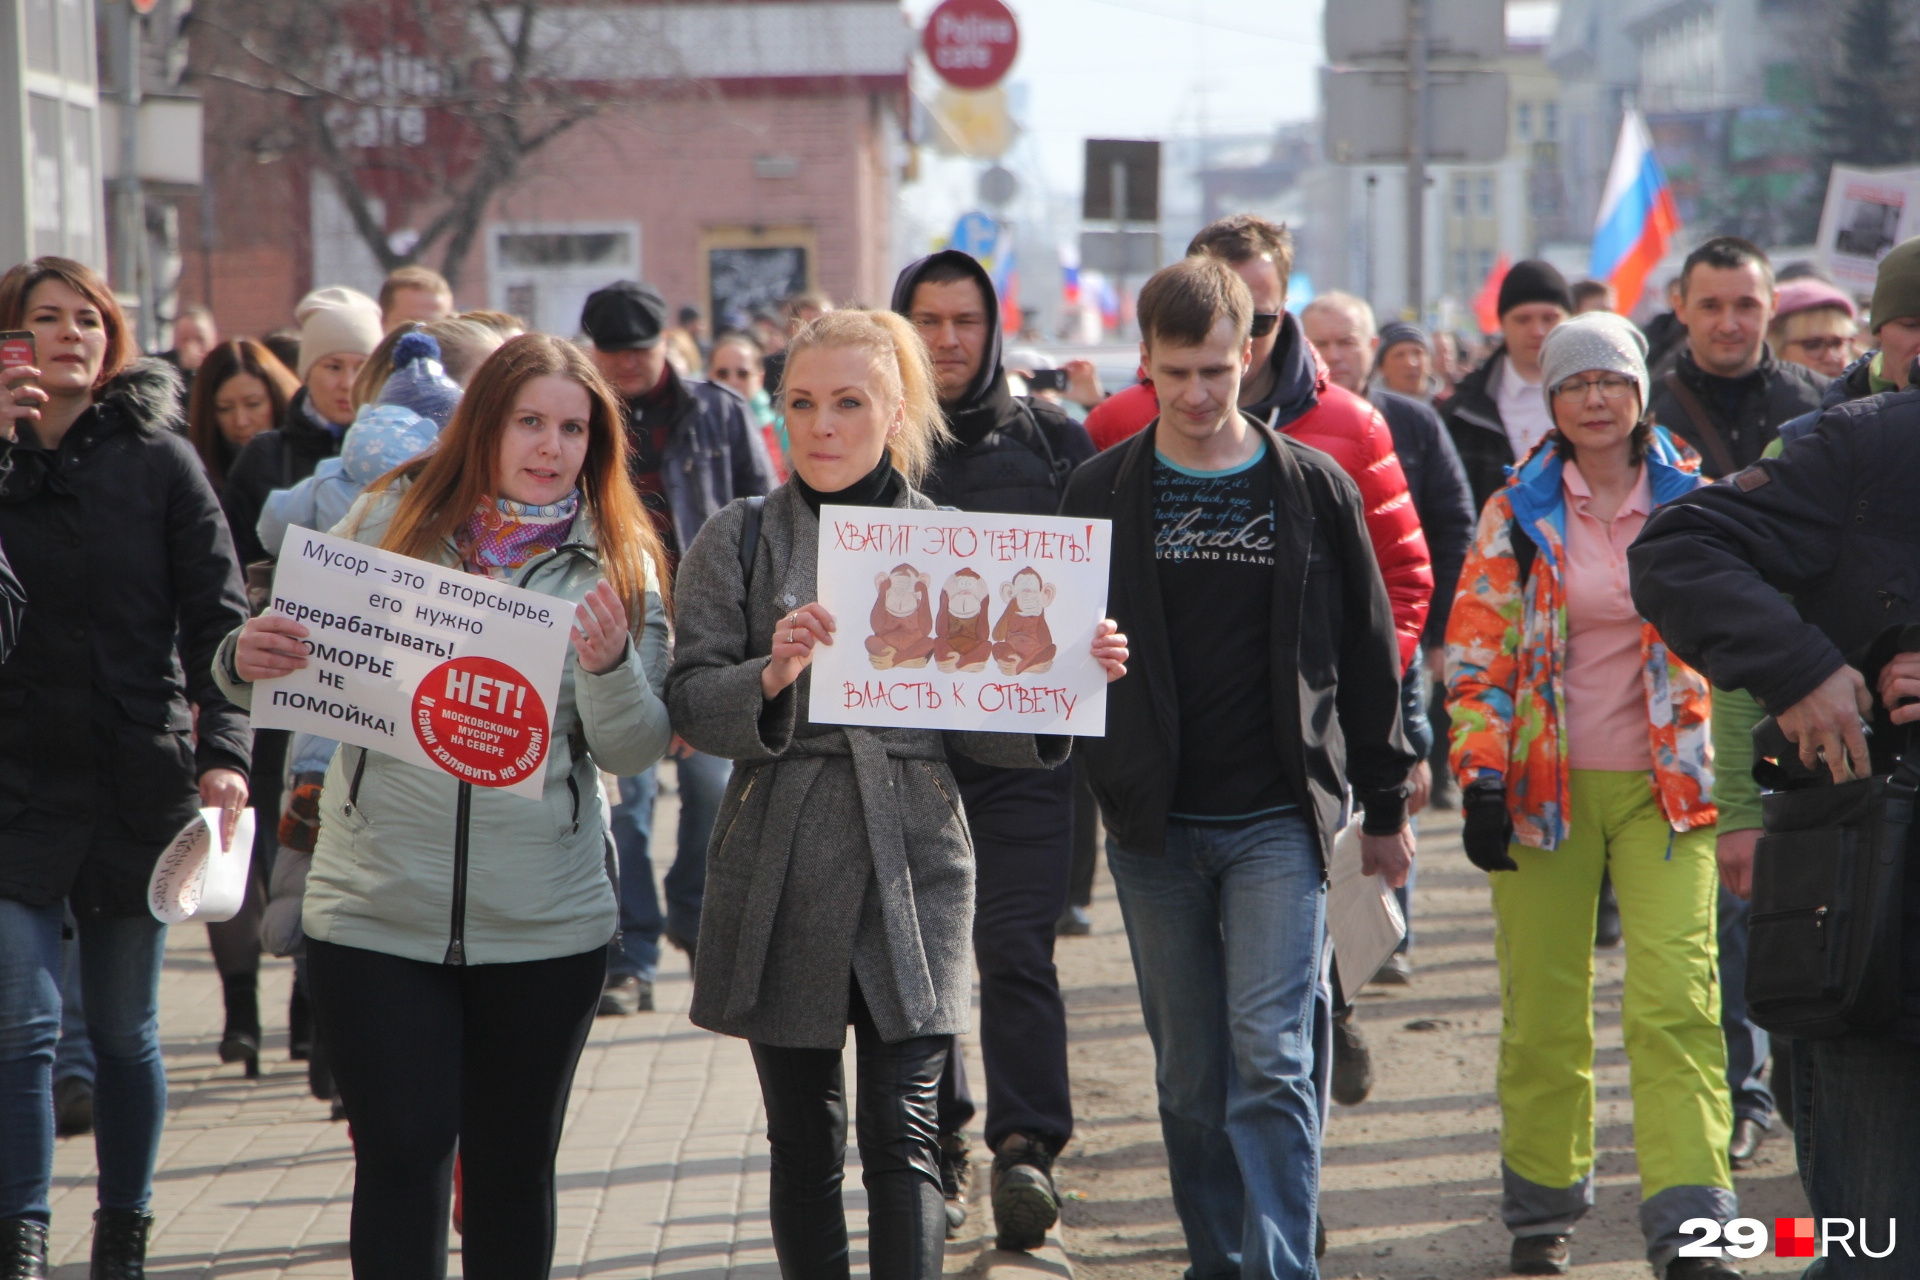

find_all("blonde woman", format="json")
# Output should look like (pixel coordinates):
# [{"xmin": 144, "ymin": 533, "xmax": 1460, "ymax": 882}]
[{"xmin": 666, "ymin": 311, "xmax": 1127, "ymax": 1280}]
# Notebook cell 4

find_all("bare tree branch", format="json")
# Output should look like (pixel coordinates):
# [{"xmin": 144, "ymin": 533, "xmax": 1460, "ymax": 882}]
[{"xmin": 191, "ymin": 0, "xmax": 622, "ymax": 290}]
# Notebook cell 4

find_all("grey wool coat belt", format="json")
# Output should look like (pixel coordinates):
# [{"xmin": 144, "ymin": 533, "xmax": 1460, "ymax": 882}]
[{"xmin": 665, "ymin": 482, "xmax": 1070, "ymax": 1050}]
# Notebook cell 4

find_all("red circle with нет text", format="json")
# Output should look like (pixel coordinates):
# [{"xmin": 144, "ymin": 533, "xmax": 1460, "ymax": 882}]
[
  {"xmin": 412, "ymin": 655, "xmax": 550, "ymax": 788},
  {"xmin": 922, "ymin": 0, "xmax": 1019, "ymax": 91}
]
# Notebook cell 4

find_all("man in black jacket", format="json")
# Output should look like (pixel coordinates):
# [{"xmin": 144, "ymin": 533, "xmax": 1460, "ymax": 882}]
[
  {"xmin": 890, "ymin": 249, "xmax": 1095, "ymax": 1250},
  {"xmin": 1063, "ymin": 257, "xmax": 1413, "ymax": 1280},
  {"xmin": 1630, "ymin": 389, "xmax": 1920, "ymax": 1273},
  {"xmin": 1441, "ymin": 260, "xmax": 1572, "ymax": 513},
  {"xmin": 1643, "ymin": 236, "xmax": 1826, "ymax": 478},
  {"xmin": 581, "ymin": 280, "xmax": 775, "ymax": 1018}
]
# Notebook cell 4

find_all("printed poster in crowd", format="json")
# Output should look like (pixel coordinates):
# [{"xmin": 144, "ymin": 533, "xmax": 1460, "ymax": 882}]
[
  {"xmin": 1815, "ymin": 164, "xmax": 1920, "ymax": 292},
  {"xmin": 250, "ymin": 528, "xmax": 573, "ymax": 800},
  {"xmin": 809, "ymin": 505, "xmax": 1113, "ymax": 736}
]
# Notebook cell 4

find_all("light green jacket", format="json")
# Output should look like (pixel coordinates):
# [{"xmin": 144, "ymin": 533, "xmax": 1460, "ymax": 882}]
[{"xmin": 215, "ymin": 486, "xmax": 673, "ymax": 965}]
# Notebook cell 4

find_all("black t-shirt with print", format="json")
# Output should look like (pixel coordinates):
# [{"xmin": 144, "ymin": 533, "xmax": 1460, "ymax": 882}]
[{"xmin": 1153, "ymin": 443, "xmax": 1293, "ymax": 823}]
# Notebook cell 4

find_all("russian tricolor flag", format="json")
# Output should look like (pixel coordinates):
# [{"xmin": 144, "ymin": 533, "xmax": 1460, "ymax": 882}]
[{"xmin": 1589, "ymin": 109, "xmax": 1681, "ymax": 315}]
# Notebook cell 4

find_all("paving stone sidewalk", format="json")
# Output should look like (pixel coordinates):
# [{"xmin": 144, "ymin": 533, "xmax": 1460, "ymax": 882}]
[{"xmin": 44, "ymin": 783, "xmax": 1007, "ymax": 1279}]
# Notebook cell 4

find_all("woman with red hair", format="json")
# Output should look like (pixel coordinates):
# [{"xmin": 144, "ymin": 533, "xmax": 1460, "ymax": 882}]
[{"xmin": 221, "ymin": 333, "xmax": 673, "ymax": 1278}]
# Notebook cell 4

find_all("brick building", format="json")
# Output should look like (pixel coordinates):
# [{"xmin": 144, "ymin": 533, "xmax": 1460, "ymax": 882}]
[{"xmin": 184, "ymin": 0, "xmax": 912, "ymax": 340}]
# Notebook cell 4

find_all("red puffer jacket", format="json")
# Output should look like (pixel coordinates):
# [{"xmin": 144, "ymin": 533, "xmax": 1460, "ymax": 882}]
[{"xmin": 1082, "ymin": 319, "xmax": 1431, "ymax": 669}]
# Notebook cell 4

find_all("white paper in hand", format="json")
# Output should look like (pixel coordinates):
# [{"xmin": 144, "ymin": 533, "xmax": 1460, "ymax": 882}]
[
  {"xmin": 148, "ymin": 806, "xmax": 257, "ymax": 924},
  {"xmin": 1326, "ymin": 822, "xmax": 1408, "ymax": 992}
]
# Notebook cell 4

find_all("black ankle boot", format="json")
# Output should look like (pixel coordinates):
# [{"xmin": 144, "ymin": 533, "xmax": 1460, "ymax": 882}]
[
  {"xmin": 0, "ymin": 1218, "xmax": 48, "ymax": 1280},
  {"xmin": 91, "ymin": 1207, "xmax": 153, "ymax": 1279},
  {"xmin": 288, "ymin": 983, "xmax": 312, "ymax": 1061},
  {"xmin": 219, "ymin": 973, "xmax": 261, "ymax": 1078}
]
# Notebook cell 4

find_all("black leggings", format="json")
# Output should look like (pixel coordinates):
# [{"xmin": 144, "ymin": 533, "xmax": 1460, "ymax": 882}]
[
  {"xmin": 306, "ymin": 938, "xmax": 604, "ymax": 1280},
  {"xmin": 750, "ymin": 985, "xmax": 949, "ymax": 1280}
]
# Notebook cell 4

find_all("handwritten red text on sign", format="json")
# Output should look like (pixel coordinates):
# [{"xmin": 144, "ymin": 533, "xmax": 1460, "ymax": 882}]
[{"xmin": 832, "ymin": 520, "xmax": 1096, "ymax": 564}]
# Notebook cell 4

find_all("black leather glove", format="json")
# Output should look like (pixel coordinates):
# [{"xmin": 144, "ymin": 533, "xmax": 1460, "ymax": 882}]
[{"xmin": 1461, "ymin": 779, "xmax": 1519, "ymax": 872}]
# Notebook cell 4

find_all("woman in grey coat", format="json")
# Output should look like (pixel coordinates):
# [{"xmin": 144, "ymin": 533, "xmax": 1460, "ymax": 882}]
[{"xmin": 666, "ymin": 311, "xmax": 1127, "ymax": 1280}]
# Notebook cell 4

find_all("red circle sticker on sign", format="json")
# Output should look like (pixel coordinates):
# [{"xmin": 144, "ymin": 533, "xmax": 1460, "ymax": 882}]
[
  {"xmin": 412, "ymin": 655, "xmax": 550, "ymax": 788},
  {"xmin": 923, "ymin": 0, "xmax": 1020, "ymax": 91}
]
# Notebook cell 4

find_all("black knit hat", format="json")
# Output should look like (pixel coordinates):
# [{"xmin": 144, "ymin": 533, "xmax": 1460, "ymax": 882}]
[{"xmin": 1497, "ymin": 259, "xmax": 1574, "ymax": 318}]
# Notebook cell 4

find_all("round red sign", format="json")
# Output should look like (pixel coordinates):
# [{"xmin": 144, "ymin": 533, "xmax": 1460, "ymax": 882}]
[
  {"xmin": 412, "ymin": 655, "xmax": 551, "ymax": 788},
  {"xmin": 922, "ymin": 0, "xmax": 1020, "ymax": 91}
]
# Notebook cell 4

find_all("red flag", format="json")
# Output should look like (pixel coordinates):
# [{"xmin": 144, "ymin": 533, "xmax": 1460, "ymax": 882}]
[{"xmin": 1472, "ymin": 253, "xmax": 1511, "ymax": 335}]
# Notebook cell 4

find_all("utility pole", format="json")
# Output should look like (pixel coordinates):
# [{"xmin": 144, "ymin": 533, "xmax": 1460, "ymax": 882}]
[
  {"xmin": 1364, "ymin": 172, "xmax": 1378, "ymax": 306},
  {"xmin": 109, "ymin": 1, "xmax": 154, "ymax": 350},
  {"xmin": 1325, "ymin": 0, "xmax": 1503, "ymax": 318},
  {"xmin": 1112, "ymin": 159, "xmax": 1129, "ymax": 339},
  {"xmin": 1404, "ymin": 0, "xmax": 1429, "ymax": 320}
]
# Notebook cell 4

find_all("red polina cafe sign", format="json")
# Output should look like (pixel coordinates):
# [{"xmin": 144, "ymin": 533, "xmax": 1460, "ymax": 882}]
[{"xmin": 922, "ymin": 0, "xmax": 1019, "ymax": 91}]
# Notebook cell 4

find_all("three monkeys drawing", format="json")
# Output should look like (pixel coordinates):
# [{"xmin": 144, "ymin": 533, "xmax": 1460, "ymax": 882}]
[{"xmin": 865, "ymin": 563, "xmax": 1058, "ymax": 676}]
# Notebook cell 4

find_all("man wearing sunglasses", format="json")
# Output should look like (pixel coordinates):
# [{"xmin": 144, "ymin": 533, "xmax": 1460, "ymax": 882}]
[{"xmin": 1082, "ymin": 215, "xmax": 1431, "ymax": 676}]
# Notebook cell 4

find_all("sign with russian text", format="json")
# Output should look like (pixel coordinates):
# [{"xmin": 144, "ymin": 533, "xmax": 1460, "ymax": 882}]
[
  {"xmin": 251, "ymin": 528, "xmax": 572, "ymax": 799},
  {"xmin": 810, "ymin": 506, "xmax": 1111, "ymax": 736}
]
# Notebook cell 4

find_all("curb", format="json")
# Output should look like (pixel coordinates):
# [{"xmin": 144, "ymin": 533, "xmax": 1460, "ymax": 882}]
[{"xmin": 971, "ymin": 1232, "xmax": 1073, "ymax": 1280}]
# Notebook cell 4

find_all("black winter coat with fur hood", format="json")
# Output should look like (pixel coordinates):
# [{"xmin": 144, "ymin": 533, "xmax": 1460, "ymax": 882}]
[{"xmin": 0, "ymin": 359, "xmax": 251, "ymax": 915}]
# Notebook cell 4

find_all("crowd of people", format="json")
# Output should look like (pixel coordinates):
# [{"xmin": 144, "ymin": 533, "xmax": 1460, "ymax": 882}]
[{"xmin": 0, "ymin": 209, "xmax": 1911, "ymax": 1280}]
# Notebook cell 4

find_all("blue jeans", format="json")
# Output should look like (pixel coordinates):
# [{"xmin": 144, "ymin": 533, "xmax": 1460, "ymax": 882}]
[
  {"xmin": 1791, "ymin": 1034, "xmax": 1920, "ymax": 1278},
  {"xmin": 1108, "ymin": 815, "xmax": 1327, "ymax": 1280},
  {"xmin": 0, "ymin": 897, "xmax": 169, "ymax": 1223},
  {"xmin": 53, "ymin": 913, "xmax": 94, "ymax": 1086},
  {"xmin": 1717, "ymin": 888, "xmax": 1773, "ymax": 1127},
  {"xmin": 608, "ymin": 751, "xmax": 730, "ymax": 981}
]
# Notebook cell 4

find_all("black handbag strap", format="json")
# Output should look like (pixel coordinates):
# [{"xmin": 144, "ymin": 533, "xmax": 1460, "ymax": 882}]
[
  {"xmin": 1661, "ymin": 371, "xmax": 1738, "ymax": 477},
  {"xmin": 738, "ymin": 495, "xmax": 766, "ymax": 588}
]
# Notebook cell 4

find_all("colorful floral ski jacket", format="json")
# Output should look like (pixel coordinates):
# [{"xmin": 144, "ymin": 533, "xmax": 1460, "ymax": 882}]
[{"xmin": 1444, "ymin": 430, "xmax": 1716, "ymax": 850}]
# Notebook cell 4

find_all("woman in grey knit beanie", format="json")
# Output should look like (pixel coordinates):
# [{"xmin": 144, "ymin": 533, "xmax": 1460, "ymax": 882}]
[{"xmin": 1445, "ymin": 305, "xmax": 1734, "ymax": 1277}]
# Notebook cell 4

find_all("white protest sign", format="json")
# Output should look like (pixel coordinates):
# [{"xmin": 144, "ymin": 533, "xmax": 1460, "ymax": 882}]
[
  {"xmin": 809, "ymin": 505, "xmax": 1112, "ymax": 736},
  {"xmin": 148, "ymin": 806, "xmax": 258, "ymax": 925},
  {"xmin": 1815, "ymin": 164, "xmax": 1920, "ymax": 293},
  {"xmin": 251, "ymin": 527, "xmax": 572, "ymax": 799}
]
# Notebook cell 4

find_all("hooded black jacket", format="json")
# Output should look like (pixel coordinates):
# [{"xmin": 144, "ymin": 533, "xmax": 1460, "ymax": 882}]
[
  {"xmin": 0, "ymin": 360, "xmax": 251, "ymax": 914},
  {"xmin": 221, "ymin": 386, "xmax": 343, "ymax": 564},
  {"xmin": 892, "ymin": 252, "xmax": 1096, "ymax": 789},
  {"xmin": 890, "ymin": 250, "xmax": 1095, "ymax": 517}
]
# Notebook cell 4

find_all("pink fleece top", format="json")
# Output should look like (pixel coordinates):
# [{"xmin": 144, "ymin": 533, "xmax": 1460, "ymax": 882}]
[{"xmin": 1561, "ymin": 460, "xmax": 1653, "ymax": 772}]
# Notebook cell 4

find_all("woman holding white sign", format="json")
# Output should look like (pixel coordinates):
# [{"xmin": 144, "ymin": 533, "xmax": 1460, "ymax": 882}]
[
  {"xmin": 666, "ymin": 311, "xmax": 1127, "ymax": 1280},
  {"xmin": 221, "ymin": 333, "xmax": 672, "ymax": 1279}
]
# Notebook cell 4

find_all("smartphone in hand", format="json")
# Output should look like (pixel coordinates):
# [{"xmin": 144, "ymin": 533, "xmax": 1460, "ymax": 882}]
[
  {"xmin": 0, "ymin": 331, "xmax": 33, "ymax": 376},
  {"xmin": 1024, "ymin": 367, "xmax": 1070, "ymax": 393}
]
